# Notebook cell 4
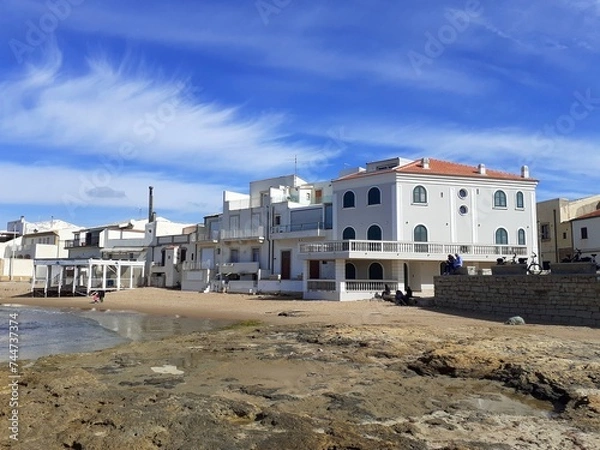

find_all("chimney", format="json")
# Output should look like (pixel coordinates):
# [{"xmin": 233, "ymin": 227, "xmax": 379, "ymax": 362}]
[
  {"xmin": 477, "ymin": 163, "xmax": 486, "ymax": 175},
  {"xmin": 148, "ymin": 186, "xmax": 154, "ymax": 222},
  {"xmin": 521, "ymin": 165, "xmax": 530, "ymax": 178},
  {"xmin": 421, "ymin": 157, "xmax": 430, "ymax": 169}
]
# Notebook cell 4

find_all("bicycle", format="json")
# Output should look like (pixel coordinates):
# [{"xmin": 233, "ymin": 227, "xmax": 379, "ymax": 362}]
[
  {"xmin": 526, "ymin": 252, "xmax": 542, "ymax": 275},
  {"xmin": 562, "ymin": 248, "xmax": 584, "ymax": 263}
]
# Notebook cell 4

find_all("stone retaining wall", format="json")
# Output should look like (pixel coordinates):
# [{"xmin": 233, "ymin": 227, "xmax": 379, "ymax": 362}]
[{"xmin": 434, "ymin": 274, "xmax": 600, "ymax": 327}]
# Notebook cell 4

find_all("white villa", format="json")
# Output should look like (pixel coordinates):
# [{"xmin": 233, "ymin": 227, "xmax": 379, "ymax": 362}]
[{"xmin": 300, "ymin": 157, "xmax": 538, "ymax": 299}]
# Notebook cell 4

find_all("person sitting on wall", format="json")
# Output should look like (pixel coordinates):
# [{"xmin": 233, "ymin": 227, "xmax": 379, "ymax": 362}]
[
  {"xmin": 443, "ymin": 254, "xmax": 456, "ymax": 275},
  {"xmin": 453, "ymin": 253, "xmax": 463, "ymax": 274}
]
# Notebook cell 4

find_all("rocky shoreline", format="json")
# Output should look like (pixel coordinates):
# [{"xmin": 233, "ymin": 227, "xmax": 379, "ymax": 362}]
[{"xmin": 2, "ymin": 317, "xmax": 599, "ymax": 449}]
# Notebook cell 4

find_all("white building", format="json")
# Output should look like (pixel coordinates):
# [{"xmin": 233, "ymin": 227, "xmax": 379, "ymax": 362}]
[
  {"xmin": 571, "ymin": 210, "xmax": 600, "ymax": 262},
  {"xmin": 536, "ymin": 195, "xmax": 600, "ymax": 265},
  {"xmin": 177, "ymin": 175, "xmax": 335, "ymax": 294},
  {"xmin": 0, "ymin": 218, "xmax": 80, "ymax": 281},
  {"xmin": 32, "ymin": 217, "xmax": 192, "ymax": 295},
  {"xmin": 299, "ymin": 157, "xmax": 539, "ymax": 300}
]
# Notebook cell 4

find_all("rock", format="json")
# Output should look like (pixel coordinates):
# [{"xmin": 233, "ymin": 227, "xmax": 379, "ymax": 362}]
[{"xmin": 505, "ymin": 316, "xmax": 525, "ymax": 325}]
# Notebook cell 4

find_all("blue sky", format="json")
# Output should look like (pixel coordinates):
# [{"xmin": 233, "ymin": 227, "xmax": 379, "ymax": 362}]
[{"xmin": 1, "ymin": 0, "xmax": 599, "ymax": 229}]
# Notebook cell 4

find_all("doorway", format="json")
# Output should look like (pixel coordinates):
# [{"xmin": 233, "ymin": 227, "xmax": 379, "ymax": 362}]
[{"xmin": 281, "ymin": 250, "xmax": 291, "ymax": 280}]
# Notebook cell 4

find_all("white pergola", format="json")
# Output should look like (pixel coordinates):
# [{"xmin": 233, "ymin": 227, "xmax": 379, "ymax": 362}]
[{"xmin": 32, "ymin": 258, "xmax": 145, "ymax": 297}]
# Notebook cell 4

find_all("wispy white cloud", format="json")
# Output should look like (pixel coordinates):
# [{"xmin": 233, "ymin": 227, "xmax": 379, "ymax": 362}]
[
  {"xmin": 327, "ymin": 121, "xmax": 600, "ymax": 199},
  {"xmin": 0, "ymin": 45, "xmax": 334, "ymax": 175}
]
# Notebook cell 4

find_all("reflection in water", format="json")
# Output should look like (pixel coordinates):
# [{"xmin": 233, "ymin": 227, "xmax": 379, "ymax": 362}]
[
  {"xmin": 79, "ymin": 310, "xmax": 232, "ymax": 341},
  {"xmin": 0, "ymin": 305, "xmax": 231, "ymax": 361}
]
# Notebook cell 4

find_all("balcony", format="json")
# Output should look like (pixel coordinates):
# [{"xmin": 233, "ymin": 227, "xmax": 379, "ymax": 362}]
[
  {"xmin": 156, "ymin": 235, "xmax": 191, "ymax": 245},
  {"xmin": 270, "ymin": 222, "xmax": 332, "ymax": 240},
  {"xmin": 298, "ymin": 239, "xmax": 528, "ymax": 261},
  {"xmin": 195, "ymin": 230, "xmax": 220, "ymax": 243},
  {"xmin": 220, "ymin": 226, "xmax": 265, "ymax": 242},
  {"xmin": 65, "ymin": 237, "xmax": 100, "ymax": 248}
]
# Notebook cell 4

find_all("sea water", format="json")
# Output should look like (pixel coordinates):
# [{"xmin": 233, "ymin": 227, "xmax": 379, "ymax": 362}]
[{"xmin": 0, "ymin": 305, "xmax": 229, "ymax": 362}]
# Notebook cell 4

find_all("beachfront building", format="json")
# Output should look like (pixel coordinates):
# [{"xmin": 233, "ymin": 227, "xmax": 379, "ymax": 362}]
[
  {"xmin": 299, "ymin": 157, "xmax": 539, "ymax": 300},
  {"xmin": 147, "ymin": 223, "xmax": 197, "ymax": 289},
  {"xmin": 32, "ymin": 217, "xmax": 191, "ymax": 296},
  {"xmin": 179, "ymin": 215, "xmax": 221, "ymax": 292},
  {"xmin": 177, "ymin": 175, "xmax": 335, "ymax": 295},
  {"xmin": 217, "ymin": 175, "xmax": 334, "ymax": 294},
  {"xmin": 0, "ymin": 218, "xmax": 80, "ymax": 282},
  {"xmin": 571, "ymin": 210, "xmax": 600, "ymax": 262},
  {"xmin": 536, "ymin": 195, "xmax": 600, "ymax": 266}
]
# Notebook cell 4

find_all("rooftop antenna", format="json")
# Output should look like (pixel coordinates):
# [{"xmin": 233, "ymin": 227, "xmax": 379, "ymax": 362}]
[{"xmin": 294, "ymin": 155, "xmax": 297, "ymax": 178}]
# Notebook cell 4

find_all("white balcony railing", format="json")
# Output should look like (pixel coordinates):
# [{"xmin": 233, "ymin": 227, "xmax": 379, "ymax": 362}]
[
  {"xmin": 220, "ymin": 226, "xmax": 264, "ymax": 241},
  {"xmin": 299, "ymin": 240, "xmax": 527, "ymax": 260}
]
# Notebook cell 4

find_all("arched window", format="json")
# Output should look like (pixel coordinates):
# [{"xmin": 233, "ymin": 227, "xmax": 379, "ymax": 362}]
[
  {"xmin": 345, "ymin": 263, "xmax": 357, "ymax": 280},
  {"xmin": 342, "ymin": 227, "xmax": 356, "ymax": 240},
  {"xmin": 414, "ymin": 225, "xmax": 428, "ymax": 252},
  {"xmin": 494, "ymin": 190, "xmax": 507, "ymax": 208},
  {"xmin": 518, "ymin": 228, "xmax": 526, "ymax": 245},
  {"xmin": 495, "ymin": 228, "xmax": 508, "ymax": 244},
  {"xmin": 367, "ymin": 187, "xmax": 381, "ymax": 205},
  {"xmin": 516, "ymin": 191, "xmax": 524, "ymax": 209},
  {"xmin": 368, "ymin": 262, "xmax": 383, "ymax": 280},
  {"xmin": 414, "ymin": 225, "xmax": 428, "ymax": 242},
  {"xmin": 343, "ymin": 191, "xmax": 355, "ymax": 208},
  {"xmin": 413, "ymin": 186, "xmax": 427, "ymax": 204},
  {"xmin": 367, "ymin": 225, "xmax": 382, "ymax": 240}
]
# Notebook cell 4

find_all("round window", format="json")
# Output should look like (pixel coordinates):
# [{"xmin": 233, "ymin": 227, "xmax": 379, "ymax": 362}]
[
  {"xmin": 459, "ymin": 205, "xmax": 469, "ymax": 215},
  {"xmin": 458, "ymin": 188, "xmax": 468, "ymax": 199}
]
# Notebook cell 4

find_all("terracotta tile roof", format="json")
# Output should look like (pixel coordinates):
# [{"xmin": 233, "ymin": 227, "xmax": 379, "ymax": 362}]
[
  {"xmin": 572, "ymin": 209, "xmax": 600, "ymax": 221},
  {"xmin": 337, "ymin": 158, "xmax": 537, "ymax": 182},
  {"xmin": 397, "ymin": 158, "xmax": 534, "ymax": 181}
]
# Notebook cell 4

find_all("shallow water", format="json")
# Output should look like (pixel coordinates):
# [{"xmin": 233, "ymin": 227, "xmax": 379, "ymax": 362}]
[{"xmin": 0, "ymin": 304, "xmax": 230, "ymax": 362}]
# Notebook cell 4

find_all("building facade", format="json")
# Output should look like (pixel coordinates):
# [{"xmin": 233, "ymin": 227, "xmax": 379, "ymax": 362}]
[
  {"xmin": 537, "ymin": 195, "xmax": 600, "ymax": 265},
  {"xmin": 571, "ymin": 210, "xmax": 600, "ymax": 262},
  {"xmin": 175, "ymin": 157, "xmax": 539, "ymax": 300},
  {"xmin": 299, "ymin": 157, "xmax": 538, "ymax": 299}
]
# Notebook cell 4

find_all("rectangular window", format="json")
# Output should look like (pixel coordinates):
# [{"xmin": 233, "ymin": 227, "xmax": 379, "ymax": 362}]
[
  {"xmin": 273, "ymin": 214, "xmax": 281, "ymax": 226},
  {"xmin": 581, "ymin": 227, "xmax": 588, "ymax": 239},
  {"xmin": 251, "ymin": 247, "xmax": 260, "ymax": 262},
  {"xmin": 540, "ymin": 223, "xmax": 550, "ymax": 241},
  {"xmin": 229, "ymin": 215, "xmax": 240, "ymax": 230},
  {"xmin": 563, "ymin": 232, "xmax": 567, "ymax": 240},
  {"xmin": 230, "ymin": 249, "xmax": 239, "ymax": 263}
]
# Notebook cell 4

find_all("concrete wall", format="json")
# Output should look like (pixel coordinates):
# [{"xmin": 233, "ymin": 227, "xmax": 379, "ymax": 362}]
[{"xmin": 434, "ymin": 274, "xmax": 600, "ymax": 327}]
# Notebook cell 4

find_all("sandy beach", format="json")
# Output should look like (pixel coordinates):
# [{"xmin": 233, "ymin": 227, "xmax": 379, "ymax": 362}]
[{"xmin": 1, "ymin": 282, "xmax": 599, "ymax": 449}]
